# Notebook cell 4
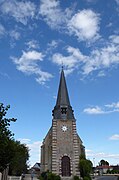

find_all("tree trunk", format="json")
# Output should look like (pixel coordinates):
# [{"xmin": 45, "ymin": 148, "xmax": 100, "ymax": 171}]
[{"xmin": 1, "ymin": 165, "xmax": 9, "ymax": 180}]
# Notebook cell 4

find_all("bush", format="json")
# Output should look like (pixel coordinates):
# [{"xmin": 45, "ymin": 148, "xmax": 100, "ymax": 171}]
[
  {"xmin": 39, "ymin": 172, "xmax": 47, "ymax": 180},
  {"xmin": 39, "ymin": 177, "xmax": 43, "ymax": 180},
  {"xmin": 83, "ymin": 176, "xmax": 91, "ymax": 180},
  {"xmin": 39, "ymin": 171, "xmax": 61, "ymax": 180},
  {"xmin": 73, "ymin": 175, "xmax": 80, "ymax": 180},
  {"xmin": 47, "ymin": 172, "xmax": 60, "ymax": 180},
  {"xmin": 79, "ymin": 157, "xmax": 92, "ymax": 178}
]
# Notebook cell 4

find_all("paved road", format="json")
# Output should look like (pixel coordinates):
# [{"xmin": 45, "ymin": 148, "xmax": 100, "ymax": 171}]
[{"xmin": 94, "ymin": 176, "xmax": 118, "ymax": 180}]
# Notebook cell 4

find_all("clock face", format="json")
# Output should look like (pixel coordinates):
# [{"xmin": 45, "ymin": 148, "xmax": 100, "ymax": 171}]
[{"xmin": 61, "ymin": 125, "xmax": 68, "ymax": 132}]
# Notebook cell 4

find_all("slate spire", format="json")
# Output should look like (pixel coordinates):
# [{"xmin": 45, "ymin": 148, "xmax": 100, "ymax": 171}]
[
  {"xmin": 52, "ymin": 68, "xmax": 75, "ymax": 120},
  {"xmin": 56, "ymin": 68, "xmax": 70, "ymax": 106}
]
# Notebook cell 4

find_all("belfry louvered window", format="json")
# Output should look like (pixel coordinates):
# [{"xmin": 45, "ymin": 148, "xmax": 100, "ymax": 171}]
[{"xmin": 61, "ymin": 107, "xmax": 67, "ymax": 114}]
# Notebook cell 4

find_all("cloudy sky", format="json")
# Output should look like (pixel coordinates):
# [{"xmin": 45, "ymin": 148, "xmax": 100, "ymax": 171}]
[{"xmin": 0, "ymin": 0, "xmax": 119, "ymax": 167}]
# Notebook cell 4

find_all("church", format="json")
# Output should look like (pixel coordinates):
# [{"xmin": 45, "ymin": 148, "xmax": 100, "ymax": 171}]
[{"xmin": 40, "ymin": 68, "xmax": 85, "ymax": 179}]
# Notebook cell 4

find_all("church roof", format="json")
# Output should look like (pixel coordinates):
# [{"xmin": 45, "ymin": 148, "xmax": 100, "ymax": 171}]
[
  {"xmin": 52, "ymin": 68, "xmax": 74, "ymax": 120},
  {"xmin": 56, "ymin": 68, "xmax": 70, "ymax": 107}
]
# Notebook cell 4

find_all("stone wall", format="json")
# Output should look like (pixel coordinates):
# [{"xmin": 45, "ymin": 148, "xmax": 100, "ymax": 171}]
[
  {"xmin": 52, "ymin": 119, "xmax": 82, "ymax": 177},
  {"xmin": 40, "ymin": 128, "xmax": 52, "ymax": 172}
]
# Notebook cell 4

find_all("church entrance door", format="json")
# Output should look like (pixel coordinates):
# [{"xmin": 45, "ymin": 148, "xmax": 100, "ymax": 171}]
[{"xmin": 61, "ymin": 156, "xmax": 71, "ymax": 176}]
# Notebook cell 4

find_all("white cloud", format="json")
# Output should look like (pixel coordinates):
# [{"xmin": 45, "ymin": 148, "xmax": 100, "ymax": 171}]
[
  {"xmin": 115, "ymin": 0, "xmax": 119, "ymax": 5},
  {"xmin": 39, "ymin": 1, "xmax": 100, "ymax": 43},
  {"xmin": 109, "ymin": 35, "xmax": 119, "ymax": 44},
  {"xmin": 88, "ymin": 0, "xmax": 96, "ymax": 2},
  {"xmin": 83, "ymin": 101, "xmax": 119, "ymax": 115},
  {"xmin": 109, "ymin": 134, "xmax": 119, "ymax": 140},
  {"xmin": 85, "ymin": 149, "xmax": 93, "ymax": 153},
  {"xmin": 46, "ymin": 40, "xmax": 60, "ymax": 54},
  {"xmin": 12, "ymin": 50, "xmax": 44, "ymax": 74},
  {"xmin": 64, "ymin": 68, "xmax": 75, "ymax": 76},
  {"xmin": 105, "ymin": 102, "xmax": 119, "ymax": 109},
  {"xmin": 115, "ymin": 0, "xmax": 119, "ymax": 13},
  {"xmin": 106, "ymin": 22, "xmax": 113, "ymax": 28},
  {"xmin": 0, "ymin": 23, "xmax": 5, "ymax": 37},
  {"xmin": 28, "ymin": 141, "xmax": 42, "ymax": 166},
  {"xmin": 84, "ymin": 0, "xmax": 97, "ymax": 2},
  {"xmin": 0, "ymin": 72, "xmax": 10, "ymax": 79},
  {"xmin": 1, "ymin": 0, "xmax": 36, "ymax": 25},
  {"xmin": 86, "ymin": 149, "xmax": 119, "ymax": 166},
  {"xmin": 48, "ymin": 40, "xmax": 59, "ymax": 49},
  {"xmin": 68, "ymin": 9, "xmax": 100, "ymax": 42},
  {"xmin": 12, "ymin": 50, "xmax": 53, "ymax": 84},
  {"xmin": 26, "ymin": 40, "xmax": 40, "ymax": 50},
  {"xmin": 53, "ymin": 95, "xmax": 57, "ymax": 100},
  {"xmin": 18, "ymin": 138, "xmax": 31, "ymax": 144},
  {"xmin": 9, "ymin": 30, "xmax": 20, "ymax": 40},
  {"xmin": 52, "ymin": 46, "xmax": 87, "ymax": 75},
  {"xmin": 52, "ymin": 34, "xmax": 119, "ymax": 76},
  {"xmin": 67, "ymin": 46, "xmax": 87, "ymax": 61},
  {"xmin": 35, "ymin": 71, "xmax": 53, "ymax": 85},
  {"xmin": 18, "ymin": 138, "xmax": 42, "ymax": 167},
  {"xmin": 82, "ymin": 45, "xmax": 119, "ymax": 75},
  {"xmin": 83, "ymin": 106, "xmax": 104, "ymax": 114},
  {"xmin": 52, "ymin": 53, "xmax": 77, "ymax": 69},
  {"xmin": 39, "ymin": 0, "xmax": 72, "ymax": 30},
  {"xmin": 87, "ymin": 150, "xmax": 119, "ymax": 160},
  {"xmin": 83, "ymin": 39, "xmax": 119, "ymax": 75},
  {"xmin": 97, "ymin": 71, "xmax": 106, "ymax": 77}
]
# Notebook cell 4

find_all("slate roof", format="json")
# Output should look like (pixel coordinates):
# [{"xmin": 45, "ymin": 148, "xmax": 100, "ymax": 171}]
[
  {"xmin": 53, "ymin": 68, "xmax": 74, "ymax": 120},
  {"xmin": 56, "ymin": 68, "xmax": 70, "ymax": 107}
]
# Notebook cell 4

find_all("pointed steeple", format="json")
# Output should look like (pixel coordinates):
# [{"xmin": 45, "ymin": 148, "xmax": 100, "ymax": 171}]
[
  {"xmin": 52, "ymin": 68, "xmax": 75, "ymax": 120},
  {"xmin": 56, "ymin": 68, "xmax": 70, "ymax": 107}
]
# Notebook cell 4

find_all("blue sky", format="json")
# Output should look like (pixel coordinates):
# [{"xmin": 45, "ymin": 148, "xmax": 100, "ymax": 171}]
[{"xmin": 0, "ymin": 0, "xmax": 119, "ymax": 167}]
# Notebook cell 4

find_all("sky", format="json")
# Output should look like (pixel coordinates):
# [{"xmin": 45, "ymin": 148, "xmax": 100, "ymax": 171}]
[{"xmin": 0, "ymin": 0, "xmax": 119, "ymax": 168}]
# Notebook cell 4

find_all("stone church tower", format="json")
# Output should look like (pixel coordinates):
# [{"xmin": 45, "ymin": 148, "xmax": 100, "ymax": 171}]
[{"xmin": 40, "ymin": 69, "xmax": 85, "ymax": 179}]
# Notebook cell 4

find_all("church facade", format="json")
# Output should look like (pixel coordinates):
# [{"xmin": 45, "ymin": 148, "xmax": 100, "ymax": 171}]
[{"xmin": 40, "ymin": 69, "xmax": 85, "ymax": 179}]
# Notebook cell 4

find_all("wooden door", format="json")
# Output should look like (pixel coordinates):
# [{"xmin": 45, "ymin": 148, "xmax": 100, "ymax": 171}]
[{"xmin": 61, "ymin": 156, "xmax": 71, "ymax": 176}]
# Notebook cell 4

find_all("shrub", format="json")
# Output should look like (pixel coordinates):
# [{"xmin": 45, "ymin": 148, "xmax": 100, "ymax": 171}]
[
  {"xmin": 79, "ymin": 157, "xmax": 92, "ymax": 178},
  {"xmin": 83, "ymin": 176, "xmax": 91, "ymax": 180},
  {"xmin": 39, "ymin": 171, "xmax": 61, "ymax": 180},
  {"xmin": 73, "ymin": 175, "xmax": 80, "ymax": 180}
]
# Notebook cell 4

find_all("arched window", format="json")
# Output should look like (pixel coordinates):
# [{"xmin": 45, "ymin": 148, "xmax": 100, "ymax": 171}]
[{"xmin": 61, "ymin": 156, "xmax": 71, "ymax": 176}]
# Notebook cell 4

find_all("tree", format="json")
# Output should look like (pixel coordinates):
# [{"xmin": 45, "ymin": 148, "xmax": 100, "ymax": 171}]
[
  {"xmin": 0, "ymin": 103, "xmax": 29, "ymax": 175},
  {"xmin": 79, "ymin": 155, "xmax": 93, "ymax": 179},
  {"xmin": 0, "ymin": 103, "xmax": 16, "ymax": 172},
  {"xmin": 9, "ymin": 141, "xmax": 29, "ymax": 176},
  {"xmin": 99, "ymin": 159, "xmax": 109, "ymax": 166}
]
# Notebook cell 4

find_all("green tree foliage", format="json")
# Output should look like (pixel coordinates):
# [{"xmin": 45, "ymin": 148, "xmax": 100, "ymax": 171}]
[
  {"xmin": 0, "ymin": 138, "xmax": 15, "ymax": 172},
  {"xmin": 0, "ymin": 103, "xmax": 16, "ymax": 172},
  {"xmin": 9, "ymin": 141, "xmax": 29, "ymax": 176},
  {"xmin": 79, "ymin": 155, "xmax": 92, "ymax": 179},
  {"xmin": 83, "ymin": 177, "xmax": 91, "ymax": 180},
  {"xmin": 73, "ymin": 175, "xmax": 81, "ymax": 180},
  {"xmin": 0, "ymin": 103, "xmax": 17, "ymax": 138},
  {"xmin": 99, "ymin": 159, "xmax": 109, "ymax": 166},
  {"xmin": 39, "ymin": 171, "xmax": 61, "ymax": 180},
  {"xmin": 0, "ymin": 103, "xmax": 29, "ymax": 175},
  {"xmin": 47, "ymin": 172, "xmax": 61, "ymax": 180},
  {"xmin": 107, "ymin": 169, "xmax": 119, "ymax": 174}
]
